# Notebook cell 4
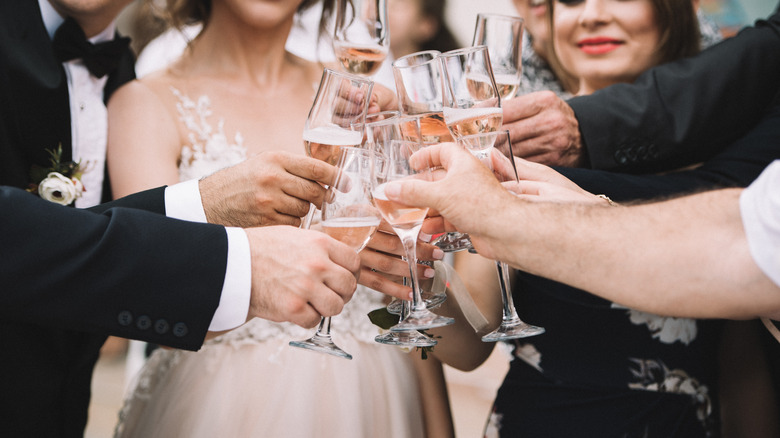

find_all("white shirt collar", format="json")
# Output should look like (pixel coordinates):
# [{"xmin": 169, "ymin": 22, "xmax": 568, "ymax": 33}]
[{"xmin": 38, "ymin": 0, "xmax": 117, "ymax": 43}]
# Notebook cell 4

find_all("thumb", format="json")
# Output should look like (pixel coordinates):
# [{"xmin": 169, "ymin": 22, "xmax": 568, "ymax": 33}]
[{"xmin": 383, "ymin": 179, "xmax": 437, "ymax": 210}]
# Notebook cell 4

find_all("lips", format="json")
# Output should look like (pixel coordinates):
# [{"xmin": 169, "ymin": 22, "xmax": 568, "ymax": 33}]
[
  {"xmin": 529, "ymin": 0, "xmax": 546, "ymax": 16},
  {"xmin": 577, "ymin": 37, "xmax": 623, "ymax": 55}
]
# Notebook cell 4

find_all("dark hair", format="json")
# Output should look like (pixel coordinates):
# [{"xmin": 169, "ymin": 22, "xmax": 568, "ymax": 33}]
[
  {"xmin": 546, "ymin": 0, "xmax": 701, "ymax": 93},
  {"xmin": 417, "ymin": 0, "xmax": 459, "ymax": 53}
]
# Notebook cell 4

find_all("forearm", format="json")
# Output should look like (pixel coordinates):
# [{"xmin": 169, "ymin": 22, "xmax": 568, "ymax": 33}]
[
  {"xmin": 496, "ymin": 189, "xmax": 780, "ymax": 319},
  {"xmin": 428, "ymin": 256, "xmax": 499, "ymax": 371},
  {"xmin": 411, "ymin": 355, "xmax": 454, "ymax": 438}
]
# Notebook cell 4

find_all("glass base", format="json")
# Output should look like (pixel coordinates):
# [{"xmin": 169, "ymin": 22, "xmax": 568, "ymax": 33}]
[
  {"xmin": 433, "ymin": 232, "xmax": 473, "ymax": 253},
  {"xmin": 289, "ymin": 334, "xmax": 353, "ymax": 359},
  {"xmin": 387, "ymin": 291, "xmax": 446, "ymax": 315},
  {"xmin": 375, "ymin": 330, "xmax": 437, "ymax": 347},
  {"xmin": 390, "ymin": 309, "xmax": 455, "ymax": 332},
  {"xmin": 481, "ymin": 319, "xmax": 545, "ymax": 342}
]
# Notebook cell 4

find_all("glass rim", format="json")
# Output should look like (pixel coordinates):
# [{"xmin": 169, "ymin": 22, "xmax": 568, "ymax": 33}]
[
  {"xmin": 392, "ymin": 50, "xmax": 441, "ymax": 69},
  {"xmin": 476, "ymin": 13, "xmax": 524, "ymax": 23},
  {"xmin": 321, "ymin": 67, "xmax": 375, "ymax": 85},
  {"xmin": 365, "ymin": 110, "xmax": 401, "ymax": 124},
  {"xmin": 456, "ymin": 129, "xmax": 510, "ymax": 140},
  {"xmin": 439, "ymin": 45, "xmax": 489, "ymax": 58},
  {"xmin": 367, "ymin": 113, "xmax": 422, "ymax": 128}
]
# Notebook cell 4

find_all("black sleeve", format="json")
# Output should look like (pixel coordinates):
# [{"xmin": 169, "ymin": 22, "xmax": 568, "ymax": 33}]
[
  {"xmin": 556, "ymin": 102, "xmax": 780, "ymax": 202},
  {"xmin": 0, "ymin": 186, "xmax": 228, "ymax": 351},
  {"xmin": 568, "ymin": 7, "xmax": 780, "ymax": 174},
  {"xmin": 87, "ymin": 186, "xmax": 167, "ymax": 215}
]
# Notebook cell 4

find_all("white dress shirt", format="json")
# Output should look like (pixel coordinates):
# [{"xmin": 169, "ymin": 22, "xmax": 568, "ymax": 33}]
[
  {"xmin": 39, "ymin": 0, "xmax": 249, "ymax": 331},
  {"xmin": 740, "ymin": 159, "xmax": 780, "ymax": 288}
]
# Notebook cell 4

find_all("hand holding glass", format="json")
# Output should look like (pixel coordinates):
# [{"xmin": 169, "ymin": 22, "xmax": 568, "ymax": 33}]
[
  {"xmin": 370, "ymin": 137, "xmax": 454, "ymax": 331},
  {"xmin": 289, "ymin": 147, "xmax": 382, "ymax": 359},
  {"xmin": 457, "ymin": 130, "xmax": 545, "ymax": 341}
]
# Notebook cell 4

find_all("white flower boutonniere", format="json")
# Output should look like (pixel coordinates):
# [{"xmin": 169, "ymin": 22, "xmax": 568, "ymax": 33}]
[
  {"xmin": 27, "ymin": 145, "xmax": 85, "ymax": 206},
  {"xmin": 27, "ymin": 145, "xmax": 86, "ymax": 205},
  {"xmin": 38, "ymin": 172, "xmax": 84, "ymax": 206}
]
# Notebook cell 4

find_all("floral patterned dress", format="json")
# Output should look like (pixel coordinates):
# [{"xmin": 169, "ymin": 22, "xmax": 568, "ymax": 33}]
[{"xmin": 485, "ymin": 273, "xmax": 723, "ymax": 437}]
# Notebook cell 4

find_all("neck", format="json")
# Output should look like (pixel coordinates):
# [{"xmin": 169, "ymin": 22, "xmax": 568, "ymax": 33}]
[
  {"xmin": 47, "ymin": 0, "xmax": 131, "ymax": 38},
  {"xmin": 187, "ymin": 7, "xmax": 297, "ymax": 86}
]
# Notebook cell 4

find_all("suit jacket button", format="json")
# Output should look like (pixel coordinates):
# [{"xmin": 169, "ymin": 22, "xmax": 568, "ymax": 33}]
[
  {"xmin": 117, "ymin": 311, "xmax": 133, "ymax": 326},
  {"xmin": 173, "ymin": 323, "xmax": 189, "ymax": 337},
  {"xmin": 613, "ymin": 150, "xmax": 628, "ymax": 164},
  {"xmin": 154, "ymin": 319, "xmax": 170, "ymax": 334},
  {"xmin": 136, "ymin": 315, "xmax": 152, "ymax": 330}
]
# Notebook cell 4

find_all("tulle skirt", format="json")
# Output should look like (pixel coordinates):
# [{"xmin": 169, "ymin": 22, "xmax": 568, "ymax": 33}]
[{"xmin": 115, "ymin": 334, "xmax": 425, "ymax": 438}]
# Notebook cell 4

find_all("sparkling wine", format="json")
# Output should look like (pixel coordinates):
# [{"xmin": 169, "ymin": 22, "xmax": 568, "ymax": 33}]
[
  {"xmin": 494, "ymin": 73, "xmax": 521, "ymax": 100},
  {"xmin": 408, "ymin": 111, "xmax": 454, "ymax": 144},
  {"xmin": 322, "ymin": 216, "xmax": 380, "ymax": 252},
  {"xmin": 465, "ymin": 72, "xmax": 501, "ymax": 100},
  {"xmin": 372, "ymin": 183, "xmax": 428, "ymax": 230},
  {"xmin": 303, "ymin": 126, "xmax": 363, "ymax": 165},
  {"xmin": 443, "ymin": 107, "xmax": 503, "ymax": 138},
  {"xmin": 334, "ymin": 42, "xmax": 388, "ymax": 76}
]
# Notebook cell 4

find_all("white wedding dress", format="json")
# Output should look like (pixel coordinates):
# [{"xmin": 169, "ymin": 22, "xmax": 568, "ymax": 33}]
[{"xmin": 114, "ymin": 89, "xmax": 424, "ymax": 438}]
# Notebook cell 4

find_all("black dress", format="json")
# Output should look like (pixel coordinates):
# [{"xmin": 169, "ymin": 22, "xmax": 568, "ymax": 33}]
[
  {"xmin": 489, "ymin": 103, "xmax": 780, "ymax": 437},
  {"xmin": 490, "ymin": 273, "xmax": 723, "ymax": 437}
]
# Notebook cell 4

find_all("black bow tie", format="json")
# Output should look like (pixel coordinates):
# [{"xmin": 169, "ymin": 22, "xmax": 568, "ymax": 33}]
[{"xmin": 52, "ymin": 17, "xmax": 131, "ymax": 78}]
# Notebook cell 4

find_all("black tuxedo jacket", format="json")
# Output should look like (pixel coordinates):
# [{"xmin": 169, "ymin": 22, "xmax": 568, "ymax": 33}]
[
  {"xmin": 0, "ymin": 3, "xmax": 157, "ymax": 437},
  {"xmin": 568, "ymin": 6, "xmax": 780, "ymax": 174},
  {"xmin": 0, "ymin": 0, "xmax": 135, "ymax": 195},
  {"xmin": 0, "ymin": 185, "xmax": 229, "ymax": 437}
]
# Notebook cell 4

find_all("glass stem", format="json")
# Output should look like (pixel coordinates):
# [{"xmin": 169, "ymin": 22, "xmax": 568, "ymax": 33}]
[
  {"xmin": 301, "ymin": 204, "xmax": 316, "ymax": 230},
  {"xmin": 496, "ymin": 261, "xmax": 521, "ymax": 322},
  {"xmin": 315, "ymin": 316, "xmax": 332, "ymax": 337},
  {"xmin": 401, "ymin": 235, "xmax": 426, "ymax": 313}
]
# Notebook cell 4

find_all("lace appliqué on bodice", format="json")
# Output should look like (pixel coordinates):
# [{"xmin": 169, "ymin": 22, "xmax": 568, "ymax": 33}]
[
  {"xmin": 171, "ymin": 87, "xmax": 386, "ymax": 346},
  {"xmin": 173, "ymin": 87, "xmax": 247, "ymax": 181}
]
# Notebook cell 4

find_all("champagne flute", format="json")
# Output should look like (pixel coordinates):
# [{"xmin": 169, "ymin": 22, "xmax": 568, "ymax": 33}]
[
  {"xmin": 369, "ymin": 134, "xmax": 454, "ymax": 331},
  {"xmin": 472, "ymin": 13, "xmax": 524, "ymax": 100},
  {"xmin": 392, "ymin": 50, "xmax": 474, "ymax": 252},
  {"xmin": 290, "ymin": 147, "xmax": 382, "ymax": 359},
  {"xmin": 434, "ymin": 45, "xmax": 502, "ymax": 252},
  {"xmin": 333, "ymin": 0, "xmax": 390, "ymax": 76},
  {"xmin": 439, "ymin": 45, "xmax": 503, "ymax": 139},
  {"xmin": 456, "ymin": 130, "xmax": 545, "ymax": 341},
  {"xmin": 391, "ymin": 50, "xmax": 453, "ymax": 144},
  {"xmin": 365, "ymin": 114, "xmax": 447, "ymax": 315},
  {"xmin": 301, "ymin": 68, "xmax": 374, "ymax": 229}
]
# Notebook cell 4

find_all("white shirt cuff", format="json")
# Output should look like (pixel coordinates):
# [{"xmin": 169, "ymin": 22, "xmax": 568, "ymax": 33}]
[
  {"xmin": 209, "ymin": 227, "xmax": 252, "ymax": 331},
  {"xmin": 164, "ymin": 179, "xmax": 207, "ymax": 222},
  {"xmin": 164, "ymin": 180, "xmax": 251, "ymax": 331}
]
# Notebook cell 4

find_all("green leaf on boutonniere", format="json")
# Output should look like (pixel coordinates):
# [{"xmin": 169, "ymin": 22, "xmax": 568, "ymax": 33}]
[{"xmin": 368, "ymin": 307, "xmax": 399, "ymax": 330}]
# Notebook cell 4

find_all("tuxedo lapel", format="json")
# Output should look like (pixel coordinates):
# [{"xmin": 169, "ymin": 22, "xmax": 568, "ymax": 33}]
[{"xmin": 0, "ymin": 0, "xmax": 73, "ymax": 186}]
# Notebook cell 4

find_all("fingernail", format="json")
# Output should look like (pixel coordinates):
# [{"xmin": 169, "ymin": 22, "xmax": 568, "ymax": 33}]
[
  {"xmin": 432, "ymin": 248, "xmax": 444, "ymax": 260},
  {"xmin": 419, "ymin": 232, "xmax": 432, "ymax": 242},
  {"xmin": 424, "ymin": 268, "xmax": 435, "ymax": 278},
  {"xmin": 408, "ymin": 291, "xmax": 414, "ymax": 300}
]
